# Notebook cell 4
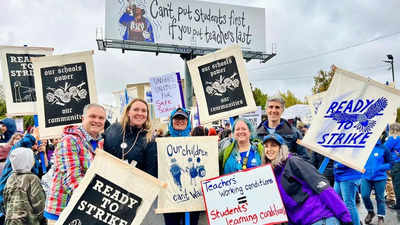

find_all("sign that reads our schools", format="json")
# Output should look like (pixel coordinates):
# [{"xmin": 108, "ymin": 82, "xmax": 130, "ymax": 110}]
[
  {"xmin": 201, "ymin": 165, "xmax": 287, "ymax": 225},
  {"xmin": 188, "ymin": 45, "xmax": 257, "ymax": 124},
  {"xmin": 156, "ymin": 136, "xmax": 219, "ymax": 213},
  {"xmin": 31, "ymin": 51, "xmax": 98, "ymax": 138},
  {"xmin": 0, "ymin": 46, "xmax": 53, "ymax": 116},
  {"xmin": 300, "ymin": 68, "xmax": 400, "ymax": 172},
  {"xmin": 105, "ymin": 0, "xmax": 266, "ymax": 52}
]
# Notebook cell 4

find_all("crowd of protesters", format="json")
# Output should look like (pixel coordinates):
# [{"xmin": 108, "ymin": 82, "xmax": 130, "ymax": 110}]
[{"xmin": 0, "ymin": 96, "xmax": 399, "ymax": 225}]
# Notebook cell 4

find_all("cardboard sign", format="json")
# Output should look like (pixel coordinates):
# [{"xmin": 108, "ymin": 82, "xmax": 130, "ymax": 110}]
[
  {"xmin": 187, "ymin": 45, "xmax": 257, "ymax": 124},
  {"xmin": 156, "ymin": 136, "xmax": 219, "ymax": 213},
  {"xmin": 56, "ymin": 150, "xmax": 164, "ymax": 225},
  {"xmin": 201, "ymin": 165, "xmax": 288, "ymax": 225},
  {"xmin": 0, "ymin": 46, "xmax": 53, "ymax": 116},
  {"xmin": 150, "ymin": 72, "xmax": 183, "ymax": 118},
  {"xmin": 239, "ymin": 106, "xmax": 262, "ymax": 128},
  {"xmin": 31, "ymin": 51, "xmax": 98, "ymax": 138},
  {"xmin": 306, "ymin": 91, "xmax": 327, "ymax": 118},
  {"xmin": 300, "ymin": 68, "xmax": 400, "ymax": 172}
]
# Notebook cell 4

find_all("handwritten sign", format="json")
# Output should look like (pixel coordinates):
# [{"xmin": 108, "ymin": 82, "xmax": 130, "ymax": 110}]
[
  {"xmin": 0, "ymin": 46, "xmax": 53, "ymax": 116},
  {"xmin": 201, "ymin": 165, "xmax": 287, "ymax": 225},
  {"xmin": 150, "ymin": 72, "xmax": 183, "ymax": 118},
  {"xmin": 300, "ymin": 68, "xmax": 400, "ymax": 172},
  {"xmin": 56, "ymin": 150, "xmax": 163, "ymax": 225},
  {"xmin": 156, "ymin": 136, "xmax": 219, "ymax": 213},
  {"xmin": 187, "ymin": 45, "xmax": 257, "ymax": 124},
  {"xmin": 31, "ymin": 51, "xmax": 97, "ymax": 139},
  {"xmin": 239, "ymin": 106, "xmax": 262, "ymax": 129},
  {"xmin": 105, "ymin": 0, "xmax": 265, "ymax": 52}
]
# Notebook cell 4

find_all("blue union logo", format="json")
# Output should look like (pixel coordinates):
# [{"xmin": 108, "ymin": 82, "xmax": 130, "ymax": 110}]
[{"xmin": 317, "ymin": 97, "xmax": 388, "ymax": 148}]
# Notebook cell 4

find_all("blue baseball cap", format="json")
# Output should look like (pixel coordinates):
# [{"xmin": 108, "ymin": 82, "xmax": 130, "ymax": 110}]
[{"xmin": 263, "ymin": 133, "xmax": 284, "ymax": 145}]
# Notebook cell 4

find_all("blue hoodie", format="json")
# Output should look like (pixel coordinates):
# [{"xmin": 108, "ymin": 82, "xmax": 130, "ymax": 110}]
[
  {"xmin": 333, "ymin": 161, "xmax": 362, "ymax": 182},
  {"xmin": 0, "ymin": 118, "xmax": 16, "ymax": 143},
  {"xmin": 168, "ymin": 108, "xmax": 192, "ymax": 137},
  {"xmin": 363, "ymin": 140, "xmax": 392, "ymax": 181},
  {"xmin": 384, "ymin": 136, "xmax": 400, "ymax": 163}
]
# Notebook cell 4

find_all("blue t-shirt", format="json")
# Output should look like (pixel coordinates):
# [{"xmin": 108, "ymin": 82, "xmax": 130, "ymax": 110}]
[{"xmin": 240, "ymin": 150, "xmax": 258, "ymax": 169}]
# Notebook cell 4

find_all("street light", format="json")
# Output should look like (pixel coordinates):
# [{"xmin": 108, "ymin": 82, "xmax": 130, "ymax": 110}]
[{"xmin": 384, "ymin": 54, "xmax": 394, "ymax": 83}]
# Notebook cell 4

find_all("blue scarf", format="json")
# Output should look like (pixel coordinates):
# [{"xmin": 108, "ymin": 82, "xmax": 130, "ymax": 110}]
[{"xmin": 168, "ymin": 108, "xmax": 192, "ymax": 137}]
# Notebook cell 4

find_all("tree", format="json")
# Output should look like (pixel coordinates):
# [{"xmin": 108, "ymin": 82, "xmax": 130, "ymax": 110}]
[
  {"xmin": 397, "ymin": 108, "xmax": 400, "ymax": 123},
  {"xmin": 252, "ymin": 86, "xmax": 268, "ymax": 110},
  {"xmin": 280, "ymin": 90, "xmax": 305, "ymax": 108},
  {"xmin": 0, "ymin": 100, "xmax": 6, "ymax": 120},
  {"xmin": 312, "ymin": 65, "xmax": 336, "ymax": 94}
]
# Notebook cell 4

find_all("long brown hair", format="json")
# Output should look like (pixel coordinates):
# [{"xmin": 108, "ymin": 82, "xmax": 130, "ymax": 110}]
[{"xmin": 120, "ymin": 98, "xmax": 152, "ymax": 142}]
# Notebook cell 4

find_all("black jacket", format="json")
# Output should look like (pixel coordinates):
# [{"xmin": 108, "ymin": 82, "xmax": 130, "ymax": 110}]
[
  {"xmin": 103, "ymin": 123, "xmax": 157, "ymax": 177},
  {"xmin": 256, "ymin": 118, "xmax": 310, "ymax": 161}
]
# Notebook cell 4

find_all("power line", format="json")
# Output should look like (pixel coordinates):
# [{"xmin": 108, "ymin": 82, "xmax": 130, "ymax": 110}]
[
  {"xmin": 249, "ymin": 65, "xmax": 388, "ymax": 82},
  {"xmin": 249, "ymin": 31, "xmax": 400, "ymax": 72}
]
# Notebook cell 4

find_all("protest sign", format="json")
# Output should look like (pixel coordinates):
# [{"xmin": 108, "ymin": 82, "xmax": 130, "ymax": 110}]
[
  {"xmin": 31, "ymin": 51, "xmax": 97, "ymax": 138},
  {"xmin": 201, "ymin": 165, "xmax": 287, "ymax": 225},
  {"xmin": 299, "ymin": 68, "xmax": 400, "ymax": 172},
  {"xmin": 105, "ymin": 0, "xmax": 265, "ymax": 53},
  {"xmin": 56, "ymin": 150, "xmax": 164, "ymax": 225},
  {"xmin": 239, "ymin": 106, "xmax": 262, "ymax": 128},
  {"xmin": 113, "ymin": 87, "xmax": 137, "ymax": 115},
  {"xmin": 306, "ymin": 91, "xmax": 327, "ymax": 118},
  {"xmin": 187, "ymin": 45, "xmax": 257, "ymax": 124},
  {"xmin": 0, "ymin": 46, "xmax": 53, "ymax": 116},
  {"xmin": 156, "ymin": 136, "xmax": 219, "ymax": 213},
  {"xmin": 150, "ymin": 72, "xmax": 183, "ymax": 118}
]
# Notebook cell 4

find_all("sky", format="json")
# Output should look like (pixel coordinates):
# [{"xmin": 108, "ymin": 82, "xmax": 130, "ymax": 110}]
[{"xmin": 1, "ymin": 0, "xmax": 400, "ymax": 106}]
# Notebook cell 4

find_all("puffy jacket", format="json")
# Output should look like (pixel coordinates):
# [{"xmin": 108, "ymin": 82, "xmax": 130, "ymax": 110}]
[
  {"xmin": 104, "ymin": 123, "xmax": 157, "ymax": 177},
  {"xmin": 0, "ymin": 134, "xmax": 38, "ymax": 214},
  {"xmin": 273, "ymin": 155, "xmax": 352, "ymax": 225},
  {"xmin": 384, "ymin": 136, "xmax": 400, "ymax": 163},
  {"xmin": 256, "ymin": 119, "xmax": 310, "ymax": 161},
  {"xmin": 0, "ymin": 118, "xmax": 16, "ymax": 143},
  {"xmin": 363, "ymin": 141, "xmax": 392, "ymax": 181}
]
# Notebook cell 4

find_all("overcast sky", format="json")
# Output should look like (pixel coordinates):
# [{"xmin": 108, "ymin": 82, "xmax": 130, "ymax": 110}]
[{"xmin": 1, "ymin": 0, "xmax": 399, "ymax": 106}]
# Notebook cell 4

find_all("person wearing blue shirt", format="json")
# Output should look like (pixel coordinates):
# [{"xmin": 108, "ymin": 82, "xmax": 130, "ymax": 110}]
[
  {"xmin": 219, "ymin": 118, "xmax": 264, "ymax": 175},
  {"xmin": 384, "ymin": 123, "xmax": 400, "ymax": 210},
  {"xmin": 361, "ymin": 136, "xmax": 392, "ymax": 225}
]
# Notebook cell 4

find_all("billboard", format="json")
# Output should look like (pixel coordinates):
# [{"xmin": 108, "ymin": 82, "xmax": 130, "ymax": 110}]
[{"xmin": 105, "ymin": 0, "xmax": 266, "ymax": 53}]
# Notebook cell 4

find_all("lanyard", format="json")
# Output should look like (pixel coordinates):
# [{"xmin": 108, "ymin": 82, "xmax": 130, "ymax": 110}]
[{"xmin": 240, "ymin": 148, "xmax": 251, "ymax": 170}]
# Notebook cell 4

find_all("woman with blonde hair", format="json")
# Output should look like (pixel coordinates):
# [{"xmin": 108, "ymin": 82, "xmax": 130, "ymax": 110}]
[
  {"xmin": 103, "ymin": 98, "xmax": 157, "ymax": 176},
  {"xmin": 263, "ymin": 133, "xmax": 352, "ymax": 225}
]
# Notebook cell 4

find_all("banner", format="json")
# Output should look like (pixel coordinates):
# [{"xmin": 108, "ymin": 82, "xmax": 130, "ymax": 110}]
[
  {"xmin": 156, "ymin": 136, "xmax": 219, "ymax": 213},
  {"xmin": 201, "ymin": 165, "xmax": 287, "ymax": 225},
  {"xmin": 299, "ymin": 68, "xmax": 400, "ymax": 172},
  {"xmin": 56, "ymin": 150, "xmax": 164, "ymax": 225},
  {"xmin": 150, "ymin": 72, "xmax": 183, "ymax": 118},
  {"xmin": 306, "ymin": 91, "xmax": 327, "ymax": 118},
  {"xmin": 187, "ymin": 45, "xmax": 257, "ymax": 124},
  {"xmin": 239, "ymin": 106, "xmax": 262, "ymax": 128},
  {"xmin": 0, "ymin": 46, "xmax": 53, "ymax": 116},
  {"xmin": 31, "ymin": 51, "xmax": 98, "ymax": 139},
  {"xmin": 105, "ymin": 0, "xmax": 266, "ymax": 52}
]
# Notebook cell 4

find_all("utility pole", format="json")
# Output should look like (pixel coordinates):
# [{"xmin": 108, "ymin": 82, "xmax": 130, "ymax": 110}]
[{"xmin": 384, "ymin": 54, "xmax": 394, "ymax": 83}]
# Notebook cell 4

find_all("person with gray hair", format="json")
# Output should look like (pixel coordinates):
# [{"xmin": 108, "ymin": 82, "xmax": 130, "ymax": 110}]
[
  {"xmin": 256, "ymin": 95, "xmax": 310, "ymax": 161},
  {"xmin": 4, "ymin": 147, "xmax": 46, "ymax": 225},
  {"xmin": 44, "ymin": 104, "xmax": 106, "ymax": 224},
  {"xmin": 385, "ymin": 122, "xmax": 400, "ymax": 210}
]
